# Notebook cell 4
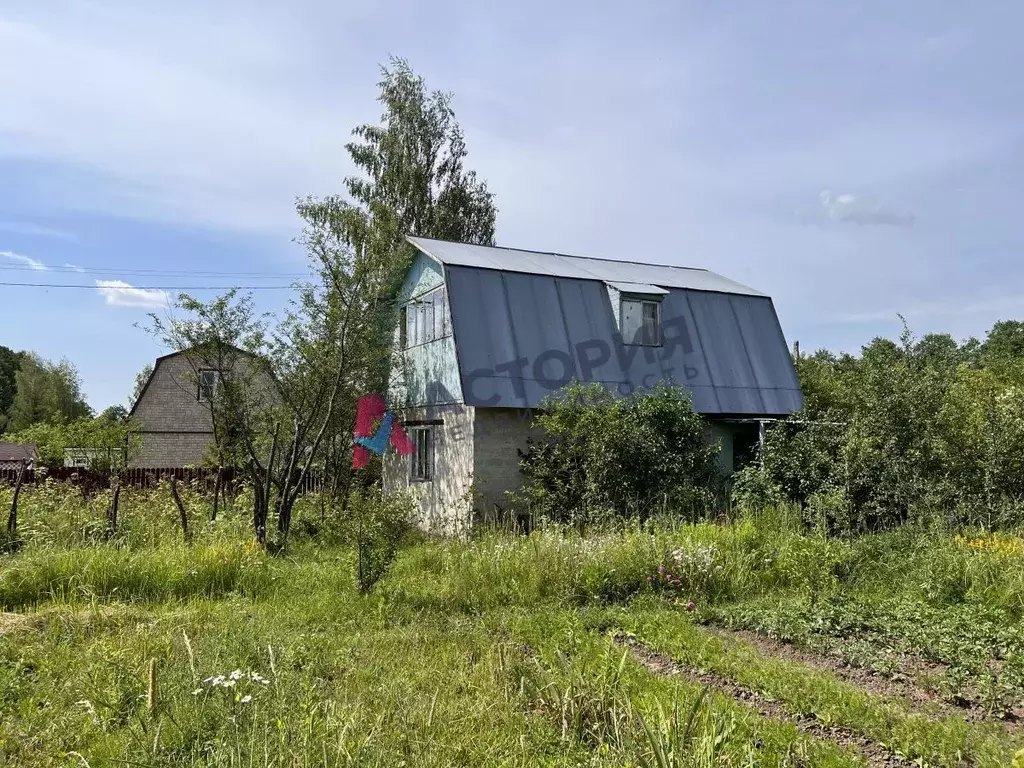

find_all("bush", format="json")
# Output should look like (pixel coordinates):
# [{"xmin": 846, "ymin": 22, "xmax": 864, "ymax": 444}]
[
  {"xmin": 341, "ymin": 486, "xmax": 414, "ymax": 593},
  {"xmin": 517, "ymin": 382, "xmax": 721, "ymax": 526}
]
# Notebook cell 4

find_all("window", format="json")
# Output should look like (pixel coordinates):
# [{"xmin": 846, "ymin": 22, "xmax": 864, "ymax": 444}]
[
  {"xmin": 621, "ymin": 299, "xmax": 661, "ymax": 346},
  {"xmin": 409, "ymin": 426, "xmax": 433, "ymax": 481},
  {"xmin": 198, "ymin": 369, "xmax": 220, "ymax": 402},
  {"xmin": 402, "ymin": 287, "xmax": 450, "ymax": 348}
]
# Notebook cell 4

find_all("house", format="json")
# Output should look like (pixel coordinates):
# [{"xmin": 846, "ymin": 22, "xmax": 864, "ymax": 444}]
[
  {"xmin": 0, "ymin": 443, "xmax": 36, "ymax": 471},
  {"xmin": 383, "ymin": 236, "xmax": 803, "ymax": 534},
  {"xmin": 128, "ymin": 346, "xmax": 270, "ymax": 468}
]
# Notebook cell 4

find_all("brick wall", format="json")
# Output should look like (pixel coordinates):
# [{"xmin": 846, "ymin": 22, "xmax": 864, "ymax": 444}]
[
  {"xmin": 383, "ymin": 403, "xmax": 475, "ymax": 536},
  {"xmin": 472, "ymin": 407, "xmax": 539, "ymax": 522}
]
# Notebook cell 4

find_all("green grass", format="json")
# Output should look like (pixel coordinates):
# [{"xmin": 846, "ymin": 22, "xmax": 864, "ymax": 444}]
[{"xmin": 3, "ymin": 489, "xmax": 1024, "ymax": 765}]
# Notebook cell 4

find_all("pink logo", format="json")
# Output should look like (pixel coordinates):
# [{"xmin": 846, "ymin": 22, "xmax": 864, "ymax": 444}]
[{"xmin": 352, "ymin": 394, "xmax": 414, "ymax": 468}]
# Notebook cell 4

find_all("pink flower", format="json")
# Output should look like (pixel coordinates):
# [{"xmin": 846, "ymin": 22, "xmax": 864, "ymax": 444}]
[
  {"xmin": 658, "ymin": 566, "xmax": 665, "ymax": 573},
  {"xmin": 686, "ymin": 600, "xmax": 696, "ymax": 611}
]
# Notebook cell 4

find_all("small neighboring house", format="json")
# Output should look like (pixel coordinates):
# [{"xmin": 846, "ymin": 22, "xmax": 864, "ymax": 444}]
[
  {"xmin": 383, "ymin": 236, "xmax": 804, "ymax": 534},
  {"xmin": 129, "ymin": 346, "xmax": 270, "ymax": 468},
  {"xmin": 0, "ymin": 443, "xmax": 37, "ymax": 471}
]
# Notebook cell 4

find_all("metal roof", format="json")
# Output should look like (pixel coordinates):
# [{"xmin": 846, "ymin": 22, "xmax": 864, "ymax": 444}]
[
  {"xmin": 408, "ymin": 236, "xmax": 766, "ymax": 297},
  {"xmin": 444, "ymin": 266, "xmax": 803, "ymax": 415}
]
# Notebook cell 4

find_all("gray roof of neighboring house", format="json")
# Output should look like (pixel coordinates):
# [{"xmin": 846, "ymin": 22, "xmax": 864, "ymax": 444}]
[
  {"xmin": 408, "ymin": 236, "xmax": 767, "ymax": 297},
  {"xmin": 0, "ymin": 443, "xmax": 37, "ymax": 463},
  {"xmin": 407, "ymin": 237, "xmax": 803, "ymax": 417}
]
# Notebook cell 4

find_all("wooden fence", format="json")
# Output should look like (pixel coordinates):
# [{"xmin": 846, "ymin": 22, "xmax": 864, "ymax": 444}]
[{"xmin": 0, "ymin": 466, "xmax": 323, "ymax": 494}]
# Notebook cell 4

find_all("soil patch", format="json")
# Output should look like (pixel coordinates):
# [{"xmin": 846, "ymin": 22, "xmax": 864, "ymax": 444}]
[
  {"xmin": 703, "ymin": 624, "xmax": 1024, "ymax": 730},
  {"xmin": 617, "ymin": 633, "xmax": 913, "ymax": 767}
]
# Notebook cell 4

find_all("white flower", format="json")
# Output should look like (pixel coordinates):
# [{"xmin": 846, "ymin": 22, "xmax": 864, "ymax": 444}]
[
  {"xmin": 192, "ymin": 689, "xmax": 203, "ymax": 696},
  {"xmin": 240, "ymin": 695, "xmax": 252, "ymax": 704}
]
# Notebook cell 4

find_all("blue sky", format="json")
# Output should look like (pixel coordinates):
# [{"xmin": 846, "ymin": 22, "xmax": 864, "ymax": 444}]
[{"xmin": 1, "ymin": 2, "xmax": 1022, "ymax": 410}]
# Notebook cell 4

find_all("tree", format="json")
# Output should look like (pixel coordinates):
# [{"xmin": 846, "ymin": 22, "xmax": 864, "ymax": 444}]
[
  {"xmin": 131, "ymin": 363, "xmax": 153, "ymax": 407},
  {"xmin": 6, "ymin": 354, "xmax": 91, "ymax": 432},
  {"xmin": 0, "ymin": 345, "xmax": 24, "ymax": 432},
  {"xmin": 148, "ymin": 58, "xmax": 497, "ymax": 544}
]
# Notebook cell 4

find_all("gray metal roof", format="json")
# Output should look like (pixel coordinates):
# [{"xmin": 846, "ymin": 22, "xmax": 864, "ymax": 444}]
[
  {"xmin": 443, "ymin": 265, "xmax": 803, "ymax": 415},
  {"xmin": 408, "ymin": 236, "xmax": 766, "ymax": 297}
]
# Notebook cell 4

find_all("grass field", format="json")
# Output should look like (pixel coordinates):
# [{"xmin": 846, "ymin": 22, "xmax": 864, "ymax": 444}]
[{"xmin": 2, "ymin": 484, "xmax": 1024, "ymax": 766}]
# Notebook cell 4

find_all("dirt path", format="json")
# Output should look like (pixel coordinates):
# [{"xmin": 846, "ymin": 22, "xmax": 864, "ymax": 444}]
[
  {"xmin": 702, "ymin": 624, "xmax": 1024, "ymax": 731},
  {"xmin": 616, "ymin": 634, "xmax": 914, "ymax": 768}
]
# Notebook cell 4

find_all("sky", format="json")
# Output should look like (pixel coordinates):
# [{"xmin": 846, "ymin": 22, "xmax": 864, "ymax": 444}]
[{"xmin": 1, "ymin": 1, "xmax": 1022, "ymax": 410}]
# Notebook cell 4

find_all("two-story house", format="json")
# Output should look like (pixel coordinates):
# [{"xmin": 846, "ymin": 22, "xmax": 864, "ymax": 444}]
[
  {"xmin": 128, "ymin": 346, "xmax": 269, "ymax": 468},
  {"xmin": 384, "ymin": 236, "xmax": 803, "ymax": 534}
]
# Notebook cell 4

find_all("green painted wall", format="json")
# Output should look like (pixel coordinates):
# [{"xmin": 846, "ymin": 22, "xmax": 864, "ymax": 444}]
[{"xmin": 390, "ymin": 251, "xmax": 464, "ymax": 407}]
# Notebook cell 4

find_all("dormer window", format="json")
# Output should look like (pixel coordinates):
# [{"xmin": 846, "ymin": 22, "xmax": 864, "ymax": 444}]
[{"xmin": 621, "ymin": 298, "xmax": 661, "ymax": 346}]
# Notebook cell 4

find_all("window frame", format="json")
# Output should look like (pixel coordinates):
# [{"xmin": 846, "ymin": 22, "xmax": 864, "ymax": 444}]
[
  {"xmin": 620, "ymin": 297, "xmax": 662, "ymax": 347},
  {"xmin": 409, "ymin": 426, "xmax": 434, "ymax": 482},
  {"xmin": 197, "ymin": 368, "xmax": 220, "ymax": 402},
  {"xmin": 401, "ymin": 286, "xmax": 450, "ymax": 349}
]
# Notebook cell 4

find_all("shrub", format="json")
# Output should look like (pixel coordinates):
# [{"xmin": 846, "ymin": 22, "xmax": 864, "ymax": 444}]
[
  {"xmin": 517, "ymin": 382, "xmax": 721, "ymax": 526},
  {"xmin": 341, "ymin": 486, "xmax": 414, "ymax": 593}
]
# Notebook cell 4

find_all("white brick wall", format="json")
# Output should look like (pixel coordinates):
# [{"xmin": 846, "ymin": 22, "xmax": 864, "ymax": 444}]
[{"xmin": 383, "ymin": 403, "xmax": 475, "ymax": 536}]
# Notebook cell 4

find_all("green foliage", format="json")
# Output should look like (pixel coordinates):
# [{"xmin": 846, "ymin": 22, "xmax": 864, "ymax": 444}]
[
  {"xmin": 518, "ymin": 382, "xmax": 721, "ymax": 526},
  {"xmin": 343, "ymin": 486, "xmax": 414, "ymax": 593},
  {"xmin": 1, "ymin": 415, "xmax": 140, "ymax": 470},
  {"xmin": 755, "ymin": 319, "xmax": 1024, "ymax": 532},
  {"xmin": 5, "ymin": 352, "xmax": 91, "ymax": 431},
  {"xmin": 0, "ymin": 344, "xmax": 24, "ymax": 431}
]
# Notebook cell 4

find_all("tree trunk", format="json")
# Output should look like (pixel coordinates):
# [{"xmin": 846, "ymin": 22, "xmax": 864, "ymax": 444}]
[
  {"xmin": 169, "ymin": 477, "xmax": 190, "ymax": 540},
  {"xmin": 106, "ymin": 483, "xmax": 121, "ymax": 539},
  {"xmin": 6, "ymin": 460, "xmax": 27, "ymax": 536}
]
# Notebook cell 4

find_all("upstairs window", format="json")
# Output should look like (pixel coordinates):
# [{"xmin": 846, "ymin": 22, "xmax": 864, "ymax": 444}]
[
  {"xmin": 409, "ymin": 426, "xmax": 433, "ymax": 481},
  {"xmin": 198, "ymin": 369, "xmax": 220, "ymax": 402},
  {"xmin": 402, "ymin": 286, "xmax": 450, "ymax": 348},
  {"xmin": 621, "ymin": 299, "xmax": 661, "ymax": 346}
]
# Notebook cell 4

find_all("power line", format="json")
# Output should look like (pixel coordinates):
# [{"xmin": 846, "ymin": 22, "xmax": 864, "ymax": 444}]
[
  {"xmin": 0, "ymin": 281, "xmax": 293, "ymax": 290},
  {"xmin": 0, "ymin": 264, "xmax": 307, "ymax": 278}
]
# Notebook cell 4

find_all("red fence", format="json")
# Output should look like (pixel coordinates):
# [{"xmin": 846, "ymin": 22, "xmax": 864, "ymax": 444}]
[{"xmin": 0, "ymin": 466, "xmax": 323, "ymax": 494}]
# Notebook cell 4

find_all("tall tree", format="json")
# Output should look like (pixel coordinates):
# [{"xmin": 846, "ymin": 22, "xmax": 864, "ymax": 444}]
[
  {"xmin": 0, "ymin": 345, "xmax": 24, "ymax": 432},
  {"xmin": 7, "ymin": 354, "xmax": 91, "ymax": 431},
  {"xmin": 149, "ymin": 58, "xmax": 497, "ymax": 542}
]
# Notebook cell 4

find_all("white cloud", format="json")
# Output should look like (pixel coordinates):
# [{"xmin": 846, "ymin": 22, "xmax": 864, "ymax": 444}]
[
  {"xmin": 819, "ymin": 190, "xmax": 915, "ymax": 227},
  {"xmin": 0, "ymin": 249, "xmax": 48, "ymax": 270},
  {"xmin": 63, "ymin": 263, "xmax": 85, "ymax": 272},
  {"xmin": 94, "ymin": 279, "xmax": 169, "ymax": 308}
]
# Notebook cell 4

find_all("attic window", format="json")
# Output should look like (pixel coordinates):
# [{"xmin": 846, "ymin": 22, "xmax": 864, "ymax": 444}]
[
  {"xmin": 403, "ymin": 286, "xmax": 449, "ymax": 348},
  {"xmin": 622, "ymin": 299, "xmax": 661, "ymax": 346},
  {"xmin": 198, "ymin": 369, "xmax": 220, "ymax": 402}
]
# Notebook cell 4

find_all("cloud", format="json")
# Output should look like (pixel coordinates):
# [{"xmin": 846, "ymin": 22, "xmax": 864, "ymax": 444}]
[
  {"xmin": 63, "ymin": 263, "xmax": 85, "ymax": 272},
  {"xmin": 819, "ymin": 189, "xmax": 915, "ymax": 227},
  {"xmin": 0, "ymin": 221, "xmax": 78, "ymax": 241},
  {"xmin": 94, "ymin": 279, "xmax": 169, "ymax": 308},
  {"xmin": 0, "ymin": 249, "xmax": 48, "ymax": 270}
]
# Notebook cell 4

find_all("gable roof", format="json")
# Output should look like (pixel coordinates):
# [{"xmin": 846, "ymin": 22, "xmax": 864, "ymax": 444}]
[
  {"xmin": 407, "ymin": 236, "xmax": 766, "ymax": 297},
  {"xmin": 128, "ymin": 344, "xmax": 260, "ymax": 419},
  {"xmin": 0, "ymin": 443, "xmax": 36, "ymax": 463},
  {"xmin": 405, "ymin": 237, "xmax": 803, "ymax": 416}
]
